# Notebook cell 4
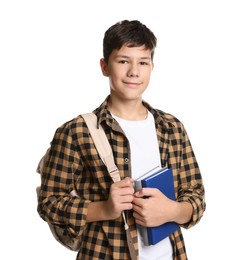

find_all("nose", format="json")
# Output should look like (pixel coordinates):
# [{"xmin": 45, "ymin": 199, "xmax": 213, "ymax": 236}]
[{"xmin": 127, "ymin": 64, "xmax": 139, "ymax": 77}]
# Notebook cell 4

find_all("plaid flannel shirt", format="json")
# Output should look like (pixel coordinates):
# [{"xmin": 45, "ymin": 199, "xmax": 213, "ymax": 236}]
[{"xmin": 38, "ymin": 95, "xmax": 206, "ymax": 259}]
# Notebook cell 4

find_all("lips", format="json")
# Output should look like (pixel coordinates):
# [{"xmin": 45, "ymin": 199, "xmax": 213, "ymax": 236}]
[{"xmin": 123, "ymin": 81, "xmax": 141, "ymax": 87}]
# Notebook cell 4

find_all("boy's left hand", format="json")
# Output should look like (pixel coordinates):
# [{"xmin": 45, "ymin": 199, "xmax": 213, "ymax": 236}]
[{"xmin": 132, "ymin": 188, "xmax": 176, "ymax": 227}]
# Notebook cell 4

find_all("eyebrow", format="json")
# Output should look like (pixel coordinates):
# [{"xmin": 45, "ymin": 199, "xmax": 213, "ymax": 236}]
[{"xmin": 114, "ymin": 55, "xmax": 151, "ymax": 61}]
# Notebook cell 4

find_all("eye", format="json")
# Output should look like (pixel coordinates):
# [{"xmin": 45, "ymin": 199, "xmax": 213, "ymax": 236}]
[
  {"xmin": 140, "ymin": 61, "xmax": 149, "ymax": 66},
  {"xmin": 118, "ymin": 60, "xmax": 128, "ymax": 64}
]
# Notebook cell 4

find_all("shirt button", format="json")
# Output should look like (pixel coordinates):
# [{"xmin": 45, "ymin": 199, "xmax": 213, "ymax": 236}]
[{"xmin": 124, "ymin": 158, "xmax": 129, "ymax": 163}]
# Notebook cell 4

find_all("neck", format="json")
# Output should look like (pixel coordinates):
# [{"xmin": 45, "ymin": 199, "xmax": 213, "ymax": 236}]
[{"xmin": 108, "ymin": 97, "xmax": 147, "ymax": 121}]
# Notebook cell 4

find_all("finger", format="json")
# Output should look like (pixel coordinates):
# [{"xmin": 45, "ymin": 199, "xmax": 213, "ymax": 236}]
[
  {"xmin": 133, "ymin": 212, "xmax": 146, "ymax": 225},
  {"xmin": 134, "ymin": 187, "xmax": 160, "ymax": 198},
  {"xmin": 120, "ymin": 194, "xmax": 134, "ymax": 203},
  {"xmin": 132, "ymin": 203, "xmax": 143, "ymax": 214},
  {"xmin": 133, "ymin": 197, "xmax": 147, "ymax": 206},
  {"xmin": 113, "ymin": 177, "xmax": 134, "ymax": 188}
]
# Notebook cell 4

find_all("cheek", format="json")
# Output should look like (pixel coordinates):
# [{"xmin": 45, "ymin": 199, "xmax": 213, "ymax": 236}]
[
  {"xmin": 109, "ymin": 71, "xmax": 121, "ymax": 85},
  {"xmin": 143, "ymin": 71, "xmax": 152, "ymax": 83},
  {"xmin": 109, "ymin": 77, "xmax": 117, "ymax": 90}
]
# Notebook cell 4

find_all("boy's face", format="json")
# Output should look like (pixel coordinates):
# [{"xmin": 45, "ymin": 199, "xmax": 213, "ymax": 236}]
[{"xmin": 100, "ymin": 44, "xmax": 154, "ymax": 101}]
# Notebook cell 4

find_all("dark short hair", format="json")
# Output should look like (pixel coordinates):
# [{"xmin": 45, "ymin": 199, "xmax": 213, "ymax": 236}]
[{"xmin": 103, "ymin": 20, "xmax": 157, "ymax": 63}]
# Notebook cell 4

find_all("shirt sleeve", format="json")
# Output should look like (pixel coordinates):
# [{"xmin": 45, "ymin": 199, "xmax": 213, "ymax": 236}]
[
  {"xmin": 37, "ymin": 123, "xmax": 91, "ymax": 238},
  {"xmin": 175, "ymin": 124, "xmax": 206, "ymax": 229}
]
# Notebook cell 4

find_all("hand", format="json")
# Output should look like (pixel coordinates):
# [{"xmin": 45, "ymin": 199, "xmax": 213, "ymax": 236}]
[
  {"xmin": 132, "ymin": 188, "xmax": 176, "ymax": 227},
  {"xmin": 104, "ymin": 177, "xmax": 135, "ymax": 220}
]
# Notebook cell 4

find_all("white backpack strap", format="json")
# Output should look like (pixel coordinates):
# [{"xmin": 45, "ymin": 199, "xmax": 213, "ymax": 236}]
[
  {"xmin": 81, "ymin": 113, "xmax": 120, "ymax": 182},
  {"xmin": 81, "ymin": 113, "xmax": 129, "ymax": 229}
]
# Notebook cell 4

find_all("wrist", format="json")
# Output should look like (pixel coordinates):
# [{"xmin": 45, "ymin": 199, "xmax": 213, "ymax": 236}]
[
  {"xmin": 86, "ymin": 201, "xmax": 109, "ymax": 222},
  {"xmin": 173, "ymin": 201, "xmax": 193, "ymax": 224}
]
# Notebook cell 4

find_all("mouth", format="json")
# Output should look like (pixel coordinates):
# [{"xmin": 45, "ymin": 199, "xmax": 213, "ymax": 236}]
[{"xmin": 123, "ymin": 81, "xmax": 141, "ymax": 88}]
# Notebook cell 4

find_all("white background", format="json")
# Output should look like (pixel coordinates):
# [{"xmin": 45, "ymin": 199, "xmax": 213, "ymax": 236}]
[{"xmin": 1, "ymin": 0, "xmax": 238, "ymax": 259}]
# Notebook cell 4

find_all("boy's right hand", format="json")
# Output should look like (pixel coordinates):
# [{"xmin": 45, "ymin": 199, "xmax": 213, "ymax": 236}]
[
  {"xmin": 86, "ymin": 177, "xmax": 134, "ymax": 223},
  {"xmin": 105, "ymin": 177, "xmax": 134, "ymax": 220}
]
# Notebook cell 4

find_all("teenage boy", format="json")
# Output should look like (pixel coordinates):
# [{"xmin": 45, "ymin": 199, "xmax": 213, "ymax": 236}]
[{"xmin": 38, "ymin": 20, "xmax": 206, "ymax": 259}]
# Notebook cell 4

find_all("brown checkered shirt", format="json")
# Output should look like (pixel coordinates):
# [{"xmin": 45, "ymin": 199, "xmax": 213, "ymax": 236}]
[{"xmin": 37, "ymin": 95, "xmax": 206, "ymax": 259}]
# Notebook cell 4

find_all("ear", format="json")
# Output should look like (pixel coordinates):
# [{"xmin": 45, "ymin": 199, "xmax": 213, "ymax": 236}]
[{"xmin": 100, "ymin": 58, "xmax": 109, "ymax": 76}]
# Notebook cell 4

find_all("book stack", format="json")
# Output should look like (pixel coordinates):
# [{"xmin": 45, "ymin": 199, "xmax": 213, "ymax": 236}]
[{"xmin": 134, "ymin": 167, "xmax": 179, "ymax": 246}]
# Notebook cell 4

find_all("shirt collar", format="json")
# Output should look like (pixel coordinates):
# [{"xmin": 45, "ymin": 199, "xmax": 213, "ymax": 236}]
[
  {"xmin": 93, "ymin": 95, "xmax": 112, "ymax": 129},
  {"xmin": 93, "ymin": 95, "xmax": 175, "ymax": 130},
  {"xmin": 142, "ymin": 100, "xmax": 175, "ymax": 130}
]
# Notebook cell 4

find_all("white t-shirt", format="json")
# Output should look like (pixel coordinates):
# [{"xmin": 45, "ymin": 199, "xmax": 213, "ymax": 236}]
[{"xmin": 112, "ymin": 111, "xmax": 173, "ymax": 260}]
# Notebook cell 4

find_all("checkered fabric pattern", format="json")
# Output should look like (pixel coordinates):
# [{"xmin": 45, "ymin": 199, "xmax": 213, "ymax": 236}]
[{"xmin": 37, "ymin": 95, "xmax": 206, "ymax": 259}]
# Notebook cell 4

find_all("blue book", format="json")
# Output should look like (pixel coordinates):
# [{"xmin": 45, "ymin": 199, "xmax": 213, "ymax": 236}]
[{"xmin": 134, "ymin": 167, "xmax": 179, "ymax": 246}]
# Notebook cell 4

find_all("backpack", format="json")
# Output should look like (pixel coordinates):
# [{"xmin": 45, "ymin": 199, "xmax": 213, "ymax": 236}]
[
  {"xmin": 36, "ymin": 148, "xmax": 81, "ymax": 251},
  {"xmin": 36, "ymin": 113, "xmax": 131, "ymax": 252}
]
